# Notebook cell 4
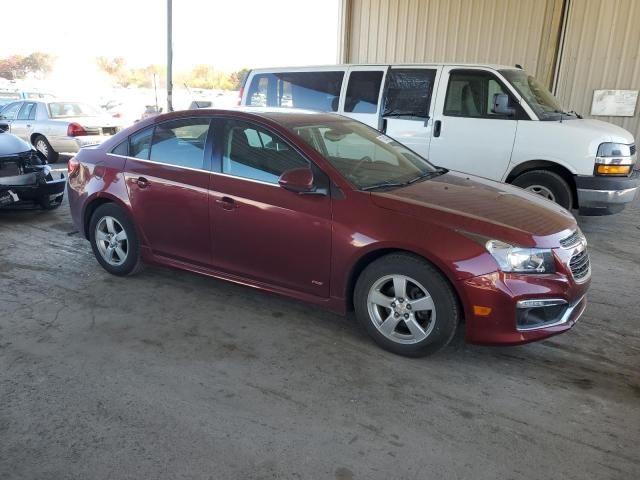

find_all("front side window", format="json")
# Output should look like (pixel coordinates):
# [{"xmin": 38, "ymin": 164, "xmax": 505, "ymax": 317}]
[
  {"xmin": 149, "ymin": 118, "xmax": 210, "ymax": 169},
  {"xmin": 17, "ymin": 102, "xmax": 36, "ymax": 121},
  {"xmin": 289, "ymin": 118, "xmax": 438, "ymax": 190},
  {"xmin": 111, "ymin": 140, "xmax": 129, "ymax": 156},
  {"xmin": 384, "ymin": 69, "xmax": 436, "ymax": 118},
  {"xmin": 1, "ymin": 102, "xmax": 22, "ymax": 120},
  {"xmin": 222, "ymin": 120, "xmax": 308, "ymax": 184},
  {"xmin": 129, "ymin": 127, "xmax": 153, "ymax": 160},
  {"xmin": 247, "ymin": 71, "xmax": 344, "ymax": 112},
  {"xmin": 444, "ymin": 71, "xmax": 514, "ymax": 118},
  {"xmin": 344, "ymin": 70, "xmax": 384, "ymax": 113}
]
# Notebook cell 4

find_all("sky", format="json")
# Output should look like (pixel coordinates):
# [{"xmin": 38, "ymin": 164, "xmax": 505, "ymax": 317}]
[{"xmin": 1, "ymin": 0, "xmax": 341, "ymax": 71}]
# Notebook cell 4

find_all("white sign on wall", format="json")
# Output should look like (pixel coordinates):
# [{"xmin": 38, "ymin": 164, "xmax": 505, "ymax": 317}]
[{"xmin": 590, "ymin": 89, "xmax": 638, "ymax": 117}]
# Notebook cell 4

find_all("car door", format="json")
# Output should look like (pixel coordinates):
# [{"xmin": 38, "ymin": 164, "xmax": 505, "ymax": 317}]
[
  {"xmin": 10, "ymin": 102, "xmax": 37, "ymax": 141},
  {"xmin": 428, "ymin": 67, "xmax": 523, "ymax": 180},
  {"xmin": 209, "ymin": 118, "xmax": 332, "ymax": 297},
  {"xmin": 122, "ymin": 117, "xmax": 213, "ymax": 267},
  {"xmin": 0, "ymin": 102, "xmax": 23, "ymax": 134},
  {"xmin": 339, "ymin": 66, "xmax": 388, "ymax": 129},
  {"xmin": 381, "ymin": 67, "xmax": 440, "ymax": 159}
]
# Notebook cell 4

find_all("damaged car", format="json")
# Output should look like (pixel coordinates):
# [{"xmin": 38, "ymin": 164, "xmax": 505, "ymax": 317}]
[{"xmin": 0, "ymin": 129, "xmax": 65, "ymax": 209}]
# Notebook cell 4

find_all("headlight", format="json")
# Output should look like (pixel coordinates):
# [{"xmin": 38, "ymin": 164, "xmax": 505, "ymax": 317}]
[
  {"xmin": 595, "ymin": 142, "xmax": 636, "ymax": 176},
  {"xmin": 485, "ymin": 240, "xmax": 555, "ymax": 274}
]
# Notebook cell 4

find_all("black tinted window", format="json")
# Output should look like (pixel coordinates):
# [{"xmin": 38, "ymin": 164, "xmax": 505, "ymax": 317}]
[
  {"xmin": 345, "ymin": 71, "xmax": 383, "ymax": 113},
  {"xmin": 17, "ymin": 102, "xmax": 36, "ymax": 120},
  {"xmin": 247, "ymin": 71, "xmax": 344, "ymax": 111},
  {"xmin": 149, "ymin": 118, "xmax": 210, "ymax": 169},
  {"xmin": 444, "ymin": 71, "xmax": 512, "ymax": 118},
  {"xmin": 130, "ymin": 127, "xmax": 153, "ymax": 160},
  {"xmin": 111, "ymin": 140, "xmax": 129, "ymax": 156},
  {"xmin": 383, "ymin": 69, "xmax": 436, "ymax": 118},
  {"xmin": 222, "ymin": 120, "xmax": 307, "ymax": 184}
]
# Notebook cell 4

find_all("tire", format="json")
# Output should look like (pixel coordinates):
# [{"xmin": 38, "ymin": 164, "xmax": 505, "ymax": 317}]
[
  {"xmin": 39, "ymin": 193, "xmax": 63, "ymax": 210},
  {"xmin": 33, "ymin": 135, "xmax": 59, "ymax": 163},
  {"xmin": 512, "ymin": 170, "xmax": 573, "ymax": 210},
  {"xmin": 354, "ymin": 253, "xmax": 459, "ymax": 357},
  {"xmin": 89, "ymin": 203, "xmax": 142, "ymax": 276}
]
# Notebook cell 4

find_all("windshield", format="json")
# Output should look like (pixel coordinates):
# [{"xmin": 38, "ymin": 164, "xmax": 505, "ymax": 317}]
[
  {"xmin": 288, "ymin": 118, "xmax": 439, "ymax": 190},
  {"xmin": 48, "ymin": 102, "xmax": 101, "ymax": 118},
  {"xmin": 500, "ymin": 69, "xmax": 572, "ymax": 120}
]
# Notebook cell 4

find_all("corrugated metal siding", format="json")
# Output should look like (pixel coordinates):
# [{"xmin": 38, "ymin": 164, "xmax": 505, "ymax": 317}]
[
  {"xmin": 345, "ymin": 0, "xmax": 562, "ymax": 80},
  {"xmin": 555, "ymin": 0, "xmax": 640, "ymax": 140}
]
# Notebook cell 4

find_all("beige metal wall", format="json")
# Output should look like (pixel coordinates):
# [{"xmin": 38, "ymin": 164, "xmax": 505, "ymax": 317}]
[
  {"xmin": 342, "ymin": 0, "xmax": 564, "ymax": 84},
  {"xmin": 555, "ymin": 0, "xmax": 640, "ymax": 140}
]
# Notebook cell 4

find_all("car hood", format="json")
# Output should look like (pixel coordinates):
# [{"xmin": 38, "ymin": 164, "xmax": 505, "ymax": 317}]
[
  {"xmin": 570, "ymin": 118, "xmax": 635, "ymax": 144},
  {"xmin": 370, "ymin": 171, "xmax": 577, "ymax": 248},
  {"xmin": 0, "ymin": 132, "xmax": 32, "ymax": 156}
]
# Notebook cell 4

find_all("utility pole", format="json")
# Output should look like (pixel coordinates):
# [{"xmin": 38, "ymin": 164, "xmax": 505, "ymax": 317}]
[{"xmin": 166, "ymin": 0, "xmax": 173, "ymax": 112}]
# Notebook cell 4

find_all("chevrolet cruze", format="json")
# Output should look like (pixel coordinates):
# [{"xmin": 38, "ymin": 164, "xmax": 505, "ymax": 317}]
[{"xmin": 67, "ymin": 109, "xmax": 590, "ymax": 357}]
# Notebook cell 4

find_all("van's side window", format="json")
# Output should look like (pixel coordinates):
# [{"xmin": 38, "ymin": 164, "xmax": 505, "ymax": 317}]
[
  {"xmin": 247, "ymin": 72, "xmax": 344, "ymax": 112},
  {"xmin": 383, "ymin": 69, "xmax": 436, "ymax": 118},
  {"xmin": 344, "ymin": 71, "xmax": 384, "ymax": 113},
  {"xmin": 444, "ymin": 71, "xmax": 513, "ymax": 118}
]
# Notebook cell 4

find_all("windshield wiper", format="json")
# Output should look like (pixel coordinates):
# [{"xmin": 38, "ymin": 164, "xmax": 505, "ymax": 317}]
[{"xmin": 361, "ymin": 169, "xmax": 446, "ymax": 191}]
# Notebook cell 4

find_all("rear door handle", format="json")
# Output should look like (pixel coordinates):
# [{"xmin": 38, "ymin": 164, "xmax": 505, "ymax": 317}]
[
  {"xmin": 136, "ymin": 177, "xmax": 150, "ymax": 188},
  {"xmin": 433, "ymin": 120, "xmax": 442, "ymax": 137},
  {"xmin": 215, "ymin": 196, "xmax": 238, "ymax": 210}
]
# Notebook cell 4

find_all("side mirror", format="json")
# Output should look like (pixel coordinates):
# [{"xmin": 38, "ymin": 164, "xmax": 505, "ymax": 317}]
[
  {"xmin": 492, "ymin": 93, "xmax": 515, "ymax": 116},
  {"xmin": 278, "ymin": 167, "xmax": 315, "ymax": 193}
]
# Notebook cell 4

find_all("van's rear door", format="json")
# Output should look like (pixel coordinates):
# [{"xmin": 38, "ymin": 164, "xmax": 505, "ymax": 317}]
[
  {"xmin": 339, "ymin": 66, "xmax": 388, "ymax": 129},
  {"xmin": 380, "ymin": 67, "xmax": 441, "ymax": 159}
]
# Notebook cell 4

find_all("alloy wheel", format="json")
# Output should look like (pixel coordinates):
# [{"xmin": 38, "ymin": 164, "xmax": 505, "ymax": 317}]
[
  {"xmin": 525, "ymin": 185, "xmax": 556, "ymax": 201},
  {"xmin": 95, "ymin": 216, "xmax": 129, "ymax": 266}
]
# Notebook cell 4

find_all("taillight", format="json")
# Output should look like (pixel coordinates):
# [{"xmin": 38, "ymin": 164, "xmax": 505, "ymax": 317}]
[
  {"xmin": 67, "ymin": 157, "xmax": 80, "ymax": 176},
  {"xmin": 237, "ymin": 87, "xmax": 243, "ymax": 106},
  {"xmin": 67, "ymin": 122, "xmax": 87, "ymax": 137}
]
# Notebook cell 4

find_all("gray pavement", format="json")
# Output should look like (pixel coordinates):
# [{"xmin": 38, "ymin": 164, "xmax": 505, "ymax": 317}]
[{"xmin": 1, "ymin": 171, "xmax": 639, "ymax": 480}]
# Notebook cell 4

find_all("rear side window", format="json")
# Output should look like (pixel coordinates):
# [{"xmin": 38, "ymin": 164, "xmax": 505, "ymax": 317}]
[
  {"xmin": 344, "ymin": 71, "xmax": 384, "ymax": 113},
  {"xmin": 17, "ymin": 102, "xmax": 36, "ymax": 121},
  {"xmin": 383, "ymin": 69, "xmax": 436, "ymax": 118},
  {"xmin": 149, "ymin": 118, "xmax": 210, "ymax": 169},
  {"xmin": 129, "ymin": 127, "xmax": 153, "ymax": 160},
  {"xmin": 247, "ymin": 71, "xmax": 344, "ymax": 111},
  {"xmin": 222, "ymin": 120, "xmax": 308, "ymax": 184},
  {"xmin": 444, "ymin": 71, "xmax": 513, "ymax": 118},
  {"xmin": 111, "ymin": 140, "xmax": 129, "ymax": 156}
]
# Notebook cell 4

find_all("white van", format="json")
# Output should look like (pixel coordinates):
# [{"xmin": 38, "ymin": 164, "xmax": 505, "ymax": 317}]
[{"xmin": 241, "ymin": 64, "xmax": 638, "ymax": 214}]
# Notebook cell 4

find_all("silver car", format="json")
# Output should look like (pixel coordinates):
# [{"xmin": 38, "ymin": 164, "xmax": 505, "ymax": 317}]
[{"xmin": 0, "ymin": 100, "xmax": 120, "ymax": 162}]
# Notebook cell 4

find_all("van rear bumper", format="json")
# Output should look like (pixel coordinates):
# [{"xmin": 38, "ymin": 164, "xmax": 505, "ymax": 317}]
[{"xmin": 576, "ymin": 169, "xmax": 639, "ymax": 215}]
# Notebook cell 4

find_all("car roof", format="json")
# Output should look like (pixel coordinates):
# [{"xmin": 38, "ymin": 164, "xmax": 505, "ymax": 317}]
[{"xmin": 248, "ymin": 63, "xmax": 519, "ymax": 72}]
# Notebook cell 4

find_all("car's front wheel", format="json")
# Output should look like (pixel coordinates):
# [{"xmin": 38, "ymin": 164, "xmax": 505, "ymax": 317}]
[
  {"xmin": 89, "ymin": 203, "xmax": 142, "ymax": 276},
  {"xmin": 354, "ymin": 253, "xmax": 459, "ymax": 357}
]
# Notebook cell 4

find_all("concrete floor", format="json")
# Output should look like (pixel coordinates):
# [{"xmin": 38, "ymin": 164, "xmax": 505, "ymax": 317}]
[{"xmin": 1, "ymin": 172, "xmax": 639, "ymax": 480}]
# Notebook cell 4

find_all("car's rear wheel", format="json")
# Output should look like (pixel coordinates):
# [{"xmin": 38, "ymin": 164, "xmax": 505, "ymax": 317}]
[
  {"xmin": 354, "ymin": 253, "xmax": 459, "ymax": 357},
  {"xmin": 89, "ymin": 203, "xmax": 142, "ymax": 276},
  {"xmin": 33, "ymin": 135, "xmax": 59, "ymax": 163},
  {"xmin": 512, "ymin": 170, "xmax": 572, "ymax": 210}
]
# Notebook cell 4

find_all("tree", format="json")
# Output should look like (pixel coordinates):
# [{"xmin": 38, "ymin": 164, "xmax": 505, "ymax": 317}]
[
  {"xmin": 229, "ymin": 68, "xmax": 250, "ymax": 90},
  {"xmin": 0, "ymin": 52, "xmax": 53, "ymax": 80}
]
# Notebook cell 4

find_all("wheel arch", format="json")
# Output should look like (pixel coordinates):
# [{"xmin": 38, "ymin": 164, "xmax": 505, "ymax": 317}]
[
  {"xmin": 506, "ymin": 160, "xmax": 578, "ymax": 206},
  {"xmin": 82, "ymin": 193, "xmax": 131, "ymax": 240},
  {"xmin": 344, "ymin": 247, "xmax": 464, "ymax": 321}
]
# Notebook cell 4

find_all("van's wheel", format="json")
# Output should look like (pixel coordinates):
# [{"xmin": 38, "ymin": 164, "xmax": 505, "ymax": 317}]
[
  {"xmin": 354, "ymin": 253, "xmax": 459, "ymax": 357},
  {"xmin": 89, "ymin": 203, "xmax": 142, "ymax": 276},
  {"xmin": 33, "ymin": 135, "xmax": 59, "ymax": 163},
  {"xmin": 512, "ymin": 170, "xmax": 572, "ymax": 209}
]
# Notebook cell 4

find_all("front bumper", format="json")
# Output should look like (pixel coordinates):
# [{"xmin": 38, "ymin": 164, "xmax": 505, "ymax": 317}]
[
  {"xmin": 0, "ymin": 171, "xmax": 66, "ymax": 208},
  {"xmin": 576, "ymin": 168, "xmax": 639, "ymax": 215},
  {"xmin": 460, "ymin": 270, "xmax": 590, "ymax": 345}
]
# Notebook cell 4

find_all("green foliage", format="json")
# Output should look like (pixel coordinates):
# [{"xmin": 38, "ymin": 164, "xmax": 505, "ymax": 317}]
[{"xmin": 0, "ymin": 52, "xmax": 53, "ymax": 80}]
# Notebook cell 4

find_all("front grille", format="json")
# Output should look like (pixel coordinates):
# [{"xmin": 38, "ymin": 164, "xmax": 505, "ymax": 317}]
[
  {"xmin": 569, "ymin": 249, "xmax": 590, "ymax": 281},
  {"xmin": 560, "ymin": 229, "xmax": 585, "ymax": 249},
  {"xmin": 630, "ymin": 144, "xmax": 636, "ymax": 156}
]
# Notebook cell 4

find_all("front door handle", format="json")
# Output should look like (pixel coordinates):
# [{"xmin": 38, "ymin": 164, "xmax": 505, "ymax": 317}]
[
  {"xmin": 433, "ymin": 120, "xmax": 442, "ymax": 137},
  {"xmin": 136, "ymin": 177, "xmax": 150, "ymax": 188},
  {"xmin": 215, "ymin": 196, "xmax": 238, "ymax": 210}
]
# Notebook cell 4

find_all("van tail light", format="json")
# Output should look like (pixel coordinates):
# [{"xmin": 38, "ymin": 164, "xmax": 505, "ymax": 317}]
[
  {"xmin": 237, "ymin": 87, "xmax": 243, "ymax": 106},
  {"xmin": 67, "ymin": 122, "xmax": 87, "ymax": 137},
  {"xmin": 67, "ymin": 156, "xmax": 80, "ymax": 177}
]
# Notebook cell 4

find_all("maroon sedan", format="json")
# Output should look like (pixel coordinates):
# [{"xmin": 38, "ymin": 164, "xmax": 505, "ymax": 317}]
[{"xmin": 67, "ymin": 108, "xmax": 590, "ymax": 356}]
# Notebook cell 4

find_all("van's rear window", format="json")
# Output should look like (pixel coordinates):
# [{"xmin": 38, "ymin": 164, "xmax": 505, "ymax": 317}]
[{"xmin": 247, "ymin": 71, "xmax": 344, "ymax": 112}]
